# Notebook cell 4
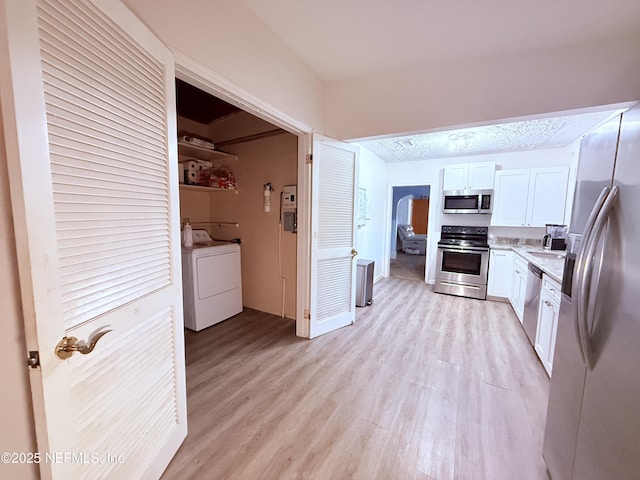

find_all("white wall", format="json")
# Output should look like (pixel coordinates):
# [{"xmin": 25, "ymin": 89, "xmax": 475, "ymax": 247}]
[
  {"xmin": 355, "ymin": 146, "xmax": 387, "ymax": 281},
  {"xmin": 326, "ymin": 33, "xmax": 640, "ymax": 140},
  {"xmin": 385, "ymin": 146, "xmax": 577, "ymax": 283},
  {"xmin": 124, "ymin": 0, "xmax": 325, "ymax": 133}
]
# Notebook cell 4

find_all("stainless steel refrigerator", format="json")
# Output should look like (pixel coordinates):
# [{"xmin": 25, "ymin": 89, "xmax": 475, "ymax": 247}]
[{"xmin": 542, "ymin": 104, "xmax": 640, "ymax": 479}]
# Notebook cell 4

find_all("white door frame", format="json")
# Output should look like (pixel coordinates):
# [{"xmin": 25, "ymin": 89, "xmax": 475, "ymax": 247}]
[
  {"xmin": 172, "ymin": 52, "xmax": 314, "ymax": 337},
  {"xmin": 383, "ymin": 183, "xmax": 436, "ymax": 284}
]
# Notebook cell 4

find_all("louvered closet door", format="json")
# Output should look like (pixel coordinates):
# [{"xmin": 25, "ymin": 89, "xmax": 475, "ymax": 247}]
[
  {"xmin": 0, "ymin": 0, "xmax": 186, "ymax": 478},
  {"xmin": 309, "ymin": 134, "xmax": 359, "ymax": 338}
]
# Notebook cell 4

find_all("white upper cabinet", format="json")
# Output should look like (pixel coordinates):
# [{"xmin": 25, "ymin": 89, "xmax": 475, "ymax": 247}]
[
  {"xmin": 492, "ymin": 167, "xmax": 569, "ymax": 227},
  {"xmin": 468, "ymin": 162, "xmax": 496, "ymax": 190},
  {"xmin": 491, "ymin": 169, "xmax": 530, "ymax": 226},
  {"xmin": 443, "ymin": 164, "xmax": 468, "ymax": 190},
  {"xmin": 527, "ymin": 167, "xmax": 570, "ymax": 226},
  {"xmin": 443, "ymin": 161, "xmax": 495, "ymax": 190}
]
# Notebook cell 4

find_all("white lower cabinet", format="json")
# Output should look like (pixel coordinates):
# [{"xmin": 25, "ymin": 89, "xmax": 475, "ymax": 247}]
[
  {"xmin": 509, "ymin": 255, "xmax": 527, "ymax": 323},
  {"xmin": 535, "ymin": 275, "xmax": 561, "ymax": 376},
  {"xmin": 488, "ymin": 249, "xmax": 514, "ymax": 298}
]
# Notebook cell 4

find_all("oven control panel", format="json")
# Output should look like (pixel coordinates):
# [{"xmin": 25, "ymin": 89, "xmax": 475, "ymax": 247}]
[{"xmin": 441, "ymin": 225, "xmax": 488, "ymax": 235}]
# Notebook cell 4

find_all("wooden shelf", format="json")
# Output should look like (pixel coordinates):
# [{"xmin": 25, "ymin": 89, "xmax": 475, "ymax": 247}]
[
  {"xmin": 177, "ymin": 141, "xmax": 237, "ymax": 162},
  {"xmin": 179, "ymin": 184, "xmax": 238, "ymax": 194}
]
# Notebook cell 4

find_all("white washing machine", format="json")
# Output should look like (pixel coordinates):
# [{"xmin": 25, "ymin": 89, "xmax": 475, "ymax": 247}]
[{"xmin": 182, "ymin": 229, "xmax": 243, "ymax": 331}]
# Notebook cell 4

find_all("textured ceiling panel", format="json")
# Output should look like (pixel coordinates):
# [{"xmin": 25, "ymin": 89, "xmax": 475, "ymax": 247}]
[{"xmin": 360, "ymin": 110, "xmax": 625, "ymax": 162}]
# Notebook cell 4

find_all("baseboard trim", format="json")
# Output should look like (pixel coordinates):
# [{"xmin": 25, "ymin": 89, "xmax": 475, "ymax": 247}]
[{"xmin": 487, "ymin": 295, "xmax": 510, "ymax": 303}]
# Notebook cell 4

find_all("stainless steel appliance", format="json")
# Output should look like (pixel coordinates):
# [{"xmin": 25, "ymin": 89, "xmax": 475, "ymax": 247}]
[
  {"xmin": 542, "ymin": 105, "xmax": 640, "ymax": 480},
  {"xmin": 523, "ymin": 262, "xmax": 543, "ymax": 345},
  {"xmin": 434, "ymin": 225, "xmax": 489, "ymax": 300},
  {"xmin": 542, "ymin": 223, "xmax": 567, "ymax": 250},
  {"xmin": 442, "ymin": 189, "xmax": 492, "ymax": 214}
]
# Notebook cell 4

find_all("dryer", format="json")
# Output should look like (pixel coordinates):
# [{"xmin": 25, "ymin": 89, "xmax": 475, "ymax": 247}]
[{"xmin": 182, "ymin": 229, "xmax": 242, "ymax": 331}]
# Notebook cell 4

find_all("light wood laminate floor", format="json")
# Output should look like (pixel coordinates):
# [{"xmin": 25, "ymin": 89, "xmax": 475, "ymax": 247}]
[{"xmin": 162, "ymin": 277, "xmax": 551, "ymax": 480}]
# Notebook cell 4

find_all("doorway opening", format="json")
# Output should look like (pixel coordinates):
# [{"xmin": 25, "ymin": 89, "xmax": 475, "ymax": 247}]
[
  {"xmin": 175, "ymin": 78, "xmax": 299, "ymax": 326},
  {"xmin": 389, "ymin": 185, "xmax": 430, "ymax": 282}
]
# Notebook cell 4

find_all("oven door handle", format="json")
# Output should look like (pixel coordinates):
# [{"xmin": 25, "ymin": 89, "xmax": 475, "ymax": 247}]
[
  {"xmin": 438, "ymin": 281, "xmax": 481, "ymax": 290},
  {"xmin": 438, "ymin": 246, "xmax": 489, "ymax": 254}
]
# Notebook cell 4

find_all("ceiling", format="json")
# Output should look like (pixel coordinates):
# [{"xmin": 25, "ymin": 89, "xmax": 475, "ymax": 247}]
[
  {"xmin": 242, "ymin": 0, "xmax": 640, "ymax": 83},
  {"xmin": 358, "ymin": 108, "xmax": 626, "ymax": 162},
  {"xmin": 240, "ymin": 0, "xmax": 640, "ymax": 161}
]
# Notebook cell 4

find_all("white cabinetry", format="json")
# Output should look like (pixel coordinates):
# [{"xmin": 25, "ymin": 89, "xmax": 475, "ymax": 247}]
[
  {"xmin": 509, "ymin": 254, "xmax": 528, "ymax": 323},
  {"xmin": 526, "ymin": 167, "xmax": 570, "ymax": 226},
  {"xmin": 491, "ymin": 170, "xmax": 530, "ymax": 226},
  {"xmin": 535, "ymin": 275, "xmax": 561, "ymax": 376},
  {"xmin": 443, "ymin": 161, "xmax": 495, "ymax": 190},
  {"xmin": 492, "ymin": 167, "xmax": 569, "ymax": 227},
  {"xmin": 487, "ymin": 249, "xmax": 514, "ymax": 298}
]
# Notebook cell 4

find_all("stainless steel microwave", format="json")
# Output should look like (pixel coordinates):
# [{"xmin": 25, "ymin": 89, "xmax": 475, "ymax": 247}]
[{"xmin": 442, "ymin": 189, "xmax": 493, "ymax": 214}]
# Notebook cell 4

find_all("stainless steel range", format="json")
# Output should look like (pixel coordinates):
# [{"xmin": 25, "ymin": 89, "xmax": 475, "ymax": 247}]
[{"xmin": 434, "ymin": 225, "xmax": 489, "ymax": 300}]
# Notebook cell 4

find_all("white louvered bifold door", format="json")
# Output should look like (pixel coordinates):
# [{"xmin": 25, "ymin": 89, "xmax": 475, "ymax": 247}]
[
  {"xmin": 309, "ymin": 135, "xmax": 359, "ymax": 338},
  {"xmin": 0, "ymin": 0, "xmax": 186, "ymax": 478}
]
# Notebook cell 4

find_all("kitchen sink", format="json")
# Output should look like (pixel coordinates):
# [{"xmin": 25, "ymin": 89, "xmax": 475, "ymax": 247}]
[{"xmin": 526, "ymin": 251, "xmax": 565, "ymax": 260}]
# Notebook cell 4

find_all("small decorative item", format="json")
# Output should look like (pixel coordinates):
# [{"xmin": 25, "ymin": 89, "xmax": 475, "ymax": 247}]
[
  {"xmin": 206, "ymin": 165, "xmax": 236, "ymax": 189},
  {"xmin": 358, "ymin": 188, "xmax": 367, "ymax": 227}
]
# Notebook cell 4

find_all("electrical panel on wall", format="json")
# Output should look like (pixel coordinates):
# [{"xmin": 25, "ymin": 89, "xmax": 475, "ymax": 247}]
[{"xmin": 281, "ymin": 185, "xmax": 297, "ymax": 233}]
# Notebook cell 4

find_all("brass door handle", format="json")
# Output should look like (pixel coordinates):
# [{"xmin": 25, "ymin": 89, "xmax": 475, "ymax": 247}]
[
  {"xmin": 55, "ymin": 330, "xmax": 112, "ymax": 360},
  {"xmin": 351, "ymin": 248, "xmax": 358, "ymax": 258}
]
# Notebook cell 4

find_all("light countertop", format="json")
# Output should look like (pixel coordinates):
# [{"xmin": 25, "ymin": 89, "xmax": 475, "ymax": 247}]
[{"xmin": 489, "ymin": 241, "xmax": 566, "ymax": 284}]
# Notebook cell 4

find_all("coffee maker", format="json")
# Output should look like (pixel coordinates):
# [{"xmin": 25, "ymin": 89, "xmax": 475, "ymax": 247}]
[{"xmin": 542, "ymin": 224, "xmax": 567, "ymax": 250}]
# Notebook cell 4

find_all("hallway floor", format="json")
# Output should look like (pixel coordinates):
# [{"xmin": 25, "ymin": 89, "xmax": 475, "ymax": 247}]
[{"xmin": 390, "ymin": 251, "xmax": 425, "ymax": 281}]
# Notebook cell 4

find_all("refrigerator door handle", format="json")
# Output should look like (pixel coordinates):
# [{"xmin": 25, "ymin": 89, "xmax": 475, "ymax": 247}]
[
  {"xmin": 577, "ymin": 185, "xmax": 619, "ymax": 370},
  {"xmin": 572, "ymin": 186, "xmax": 610, "ymax": 365}
]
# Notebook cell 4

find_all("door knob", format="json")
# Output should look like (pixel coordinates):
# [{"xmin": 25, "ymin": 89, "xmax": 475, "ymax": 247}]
[
  {"xmin": 351, "ymin": 248, "xmax": 358, "ymax": 258},
  {"xmin": 55, "ymin": 330, "xmax": 112, "ymax": 360}
]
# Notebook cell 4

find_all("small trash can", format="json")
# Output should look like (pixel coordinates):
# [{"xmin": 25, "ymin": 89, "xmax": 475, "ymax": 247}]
[{"xmin": 356, "ymin": 259, "xmax": 374, "ymax": 307}]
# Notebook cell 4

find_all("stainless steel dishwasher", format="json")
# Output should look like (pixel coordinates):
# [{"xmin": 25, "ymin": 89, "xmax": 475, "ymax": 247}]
[{"xmin": 523, "ymin": 262, "xmax": 543, "ymax": 345}]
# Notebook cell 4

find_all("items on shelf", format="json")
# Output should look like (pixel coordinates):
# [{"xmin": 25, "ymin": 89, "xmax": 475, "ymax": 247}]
[
  {"xmin": 206, "ymin": 165, "xmax": 236, "ymax": 190},
  {"xmin": 179, "ymin": 159, "xmax": 236, "ymax": 189},
  {"xmin": 178, "ymin": 134, "xmax": 215, "ymax": 150}
]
